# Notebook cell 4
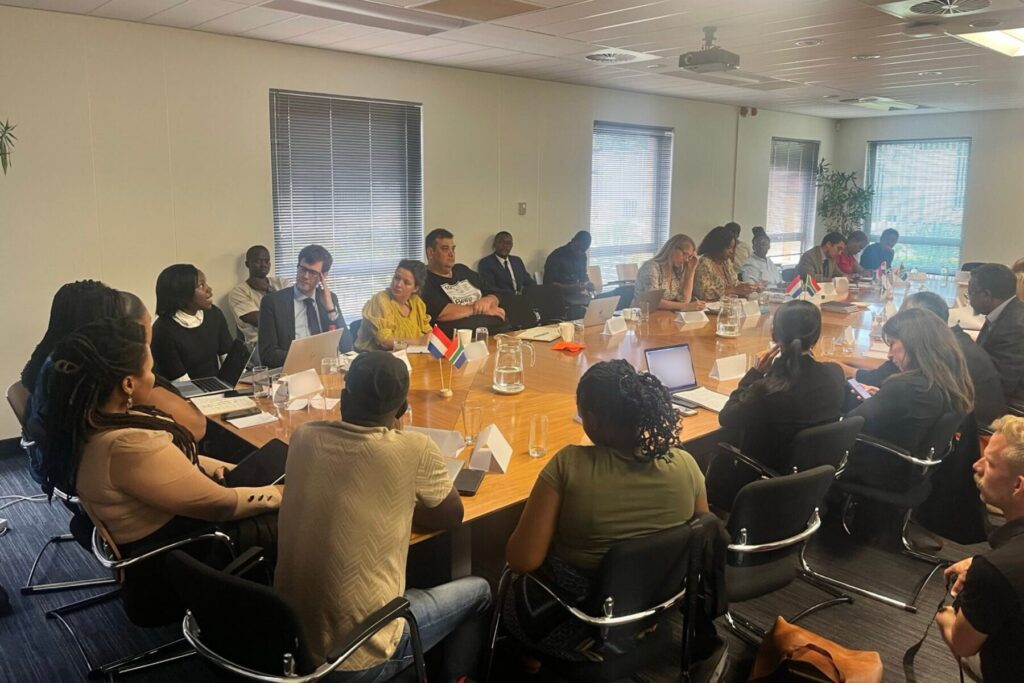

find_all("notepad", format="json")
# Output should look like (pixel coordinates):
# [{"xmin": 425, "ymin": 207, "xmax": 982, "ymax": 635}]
[
  {"xmin": 517, "ymin": 326, "xmax": 561, "ymax": 342},
  {"xmin": 673, "ymin": 387, "xmax": 729, "ymax": 413},
  {"xmin": 191, "ymin": 395, "xmax": 257, "ymax": 416}
]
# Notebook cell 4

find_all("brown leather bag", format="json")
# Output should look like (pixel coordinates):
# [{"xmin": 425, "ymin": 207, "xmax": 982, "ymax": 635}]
[{"xmin": 748, "ymin": 616, "xmax": 883, "ymax": 683}]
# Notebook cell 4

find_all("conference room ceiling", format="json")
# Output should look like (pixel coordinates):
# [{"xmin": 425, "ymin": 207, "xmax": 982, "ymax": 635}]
[{"xmin": 7, "ymin": 0, "xmax": 1024, "ymax": 118}]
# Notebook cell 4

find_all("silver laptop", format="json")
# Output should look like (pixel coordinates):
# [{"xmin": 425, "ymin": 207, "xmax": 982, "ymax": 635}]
[
  {"xmin": 581, "ymin": 297, "xmax": 619, "ymax": 327},
  {"xmin": 173, "ymin": 341, "xmax": 255, "ymax": 399},
  {"xmin": 643, "ymin": 343, "xmax": 729, "ymax": 412},
  {"xmin": 281, "ymin": 328, "xmax": 345, "ymax": 376}
]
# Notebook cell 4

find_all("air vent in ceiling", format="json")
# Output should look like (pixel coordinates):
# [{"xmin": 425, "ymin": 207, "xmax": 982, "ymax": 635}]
[
  {"xmin": 909, "ymin": 0, "xmax": 990, "ymax": 15},
  {"xmin": 584, "ymin": 47, "xmax": 657, "ymax": 64}
]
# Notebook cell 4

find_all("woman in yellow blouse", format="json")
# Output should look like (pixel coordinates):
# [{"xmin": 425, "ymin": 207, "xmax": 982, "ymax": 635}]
[
  {"xmin": 694, "ymin": 226, "xmax": 757, "ymax": 301},
  {"xmin": 635, "ymin": 234, "xmax": 706, "ymax": 312},
  {"xmin": 356, "ymin": 259, "xmax": 433, "ymax": 351}
]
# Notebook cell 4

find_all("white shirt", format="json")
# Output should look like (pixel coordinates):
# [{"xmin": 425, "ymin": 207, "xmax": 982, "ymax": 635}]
[
  {"xmin": 740, "ymin": 254, "xmax": 782, "ymax": 285},
  {"xmin": 497, "ymin": 255, "xmax": 517, "ymax": 291}
]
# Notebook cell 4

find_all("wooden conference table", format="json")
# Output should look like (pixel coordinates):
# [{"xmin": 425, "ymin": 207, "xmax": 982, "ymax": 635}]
[{"xmin": 215, "ymin": 278, "xmax": 960, "ymax": 547}]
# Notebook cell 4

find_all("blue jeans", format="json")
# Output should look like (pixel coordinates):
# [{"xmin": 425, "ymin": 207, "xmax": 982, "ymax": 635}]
[{"xmin": 328, "ymin": 577, "xmax": 492, "ymax": 683}]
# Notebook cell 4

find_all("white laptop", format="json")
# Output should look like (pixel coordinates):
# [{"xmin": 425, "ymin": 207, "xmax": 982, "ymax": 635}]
[
  {"xmin": 281, "ymin": 328, "xmax": 346, "ymax": 376},
  {"xmin": 581, "ymin": 297, "xmax": 619, "ymax": 327},
  {"xmin": 643, "ymin": 342, "xmax": 729, "ymax": 413}
]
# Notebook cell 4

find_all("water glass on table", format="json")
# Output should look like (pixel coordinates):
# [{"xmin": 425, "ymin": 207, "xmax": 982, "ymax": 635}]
[
  {"xmin": 392, "ymin": 340, "xmax": 409, "ymax": 353},
  {"xmin": 252, "ymin": 366, "xmax": 270, "ymax": 399},
  {"xmin": 463, "ymin": 405, "xmax": 482, "ymax": 445},
  {"xmin": 321, "ymin": 357, "xmax": 341, "ymax": 399},
  {"xmin": 474, "ymin": 327, "xmax": 489, "ymax": 345},
  {"xmin": 529, "ymin": 415, "xmax": 548, "ymax": 458},
  {"xmin": 639, "ymin": 302, "xmax": 650, "ymax": 323}
]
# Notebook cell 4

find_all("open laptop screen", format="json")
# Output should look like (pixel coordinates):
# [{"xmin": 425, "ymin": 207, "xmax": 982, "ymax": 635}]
[{"xmin": 644, "ymin": 343, "xmax": 698, "ymax": 392}]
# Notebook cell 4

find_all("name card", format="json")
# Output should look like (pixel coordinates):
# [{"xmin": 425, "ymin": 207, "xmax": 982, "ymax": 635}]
[
  {"xmin": 463, "ymin": 340, "xmax": 489, "ymax": 361},
  {"xmin": 955, "ymin": 270, "xmax": 971, "ymax": 284},
  {"xmin": 884, "ymin": 302, "xmax": 898, "ymax": 318},
  {"xmin": 833, "ymin": 277, "xmax": 850, "ymax": 294},
  {"xmin": 392, "ymin": 349, "xmax": 412, "ymax": 374},
  {"xmin": 842, "ymin": 326, "xmax": 856, "ymax": 346},
  {"xmin": 820, "ymin": 282, "xmax": 837, "ymax": 296},
  {"xmin": 741, "ymin": 300, "xmax": 761, "ymax": 317},
  {"xmin": 602, "ymin": 316, "xmax": 628, "ymax": 336},
  {"xmin": 469, "ymin": 423, "xmax": 512, "ymax": 473},
  {"xmin": 676, "ymin": 311, "xmax": 709, "ymax": 324},
  {"xmin": 288, "ymin": 368, "xmax": 323, "ymax": 400},
  {"xmin": 709, "ymin": 354, "xmax": 748, "ymax": 381}
]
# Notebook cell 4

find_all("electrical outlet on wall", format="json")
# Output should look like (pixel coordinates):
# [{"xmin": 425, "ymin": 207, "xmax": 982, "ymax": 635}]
[{"xmin": 518, "ymin": 202, "xmax": 527, "ymax": 216}]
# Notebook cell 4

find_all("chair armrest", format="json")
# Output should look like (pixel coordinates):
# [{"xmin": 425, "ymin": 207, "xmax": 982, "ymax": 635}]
[
  {"xmin": 1009, "ymin": 402, "xmax": 1024, "ymax": 418},
  {"xmin": 523, "ymin": 574, "xmax": 686, "ymax": 627},
  {"xmin": 323, "ymin": 597, "xmax": 412, "ymax": 664},
  {"xmin": 222, "ymin": 546, "xmax": 265, "ymax": 580},
  {"xmin": 93, "ymin": 528, "xmax": 234, "ymax": 570},
  {"xmin": 854, "ymin": 434, "xmax": 940, "ymax": 468},
  {"xmin": 716, "ymin": 442, "xmax": 780, "ymax": 479},
  {"xmin": 728, "ymin": 509, "xmax": 821, "ymax": 554},
  {"xmin": 978, "ymin": 423, "xmax": 995, "ymax": 436}
]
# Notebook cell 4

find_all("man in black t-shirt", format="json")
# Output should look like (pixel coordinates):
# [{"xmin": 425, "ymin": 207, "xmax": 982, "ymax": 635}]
[
  {"xmin": 421, "ymin": 228, "xmax": 506, "ymax": 337},
  {"xmin": 940, "ymin": 415, "xmax": 1024, "ymax": 682}
]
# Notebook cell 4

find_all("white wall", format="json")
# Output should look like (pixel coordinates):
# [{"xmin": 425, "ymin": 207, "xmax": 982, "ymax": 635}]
[
  {"xmin": 833, "ymin": 110, "xmax": 1024, "ymax": 265},
  {"xmin": 0, "ymin": 5, "xmax": 833, "ymax": 437}
]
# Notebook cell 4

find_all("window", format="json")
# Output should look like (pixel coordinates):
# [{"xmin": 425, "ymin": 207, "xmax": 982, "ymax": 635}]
[
  {"xmin": 589, "ymin": 122, "xmax": 673, "ymax": 284},
  {"xmin": 866, "ymin": 138, "xmax": 970, "ymax": 273},
  {"xmin": 765, "ymin": 138, "xmax": 820, "ymax": 263},
  {"xmin": 270, "ymin": 90, "xmax": 423, "ymax": 321}
]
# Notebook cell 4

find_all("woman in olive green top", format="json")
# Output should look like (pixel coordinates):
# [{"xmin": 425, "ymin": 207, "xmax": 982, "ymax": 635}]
[{"xmin": 504, "ymin": 360, "xmax": 707, "ymax": 661}]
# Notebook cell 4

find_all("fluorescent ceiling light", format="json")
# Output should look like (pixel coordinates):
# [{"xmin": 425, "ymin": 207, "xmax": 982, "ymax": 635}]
[
  {"xmin": 955, "ymin": 28, "xmax": 1024, "ymax": 56},
  {"xmin": 265, "ymin": 0, "xmax": 472, "ymax": 36}
]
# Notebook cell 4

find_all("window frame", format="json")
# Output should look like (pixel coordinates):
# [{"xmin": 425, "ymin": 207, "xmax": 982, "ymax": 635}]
[
  {"xmin": 588, "ymin": 121, "xmax": 674, "ymax": 284},
  {"xmin": 864, "ymin": 137, "xmax": 971, "ymax": 274},
  {"xmin": 765, "ymin": 136, "xmax": 820, "ymax": 264}
]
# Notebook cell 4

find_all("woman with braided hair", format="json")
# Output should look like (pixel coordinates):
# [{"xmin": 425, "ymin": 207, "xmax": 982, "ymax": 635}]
[
  {"xmin": 42, "ymin": 318, "xmax": 281, "ymax": 621},
  {"xmin": 503, "ymin": 359, "xmax": 707, "ymax": 663}
]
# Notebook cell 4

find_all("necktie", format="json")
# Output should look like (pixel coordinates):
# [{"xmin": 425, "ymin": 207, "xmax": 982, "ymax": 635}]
[
  {"xmin": 304, "ymin": 298, "xmax": 321, "ymax": 336},
  {"xmin": 977, "ymin": 320, "xmax": 990, "ymax": 347},
  {"xmin": 503, "ymin": 258, "xmax": 516, "ymax": 291}
]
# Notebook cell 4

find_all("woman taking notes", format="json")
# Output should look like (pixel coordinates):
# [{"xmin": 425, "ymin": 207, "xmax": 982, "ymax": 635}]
[
  {"xmin": 504, "ymin": 360, "xmax": 707, "ymax": 662},
  {"xmin": 693, "ymin": 226, "xmax": 757, "ymax": 301},
  {"xmin": 635, "ymin": 234, "xmax": 706, "ymax": 312},
  {"xmin": 355, "ymin": 259, "xmax": 433, "ymax": 351}
]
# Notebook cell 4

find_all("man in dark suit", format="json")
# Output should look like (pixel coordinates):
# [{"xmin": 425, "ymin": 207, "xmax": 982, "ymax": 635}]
[
  {"xmin": 796, "ymin": 231, "xmax": 846, "ymax": 280},
  {"xmin": 258, "ymin": 244, "xmax": 353, "ymax": 368},
  {"xmin": 970, "ymin": 263, "xmax": 1024, "ymax": 404},
  {"xmin": 478, "ymin": 231, "xmax": 535, "ymax": 294}
]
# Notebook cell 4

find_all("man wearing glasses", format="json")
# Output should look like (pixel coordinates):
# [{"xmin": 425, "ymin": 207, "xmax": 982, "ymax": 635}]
[{"xmin": 259, "ymin": 244, "xmax": 353, "ymax": 368}]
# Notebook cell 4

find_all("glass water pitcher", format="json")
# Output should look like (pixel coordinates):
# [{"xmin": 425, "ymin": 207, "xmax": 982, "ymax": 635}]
[{"xmin": 492, "ymin": 334, "xmax": 535, "ymax": 394}]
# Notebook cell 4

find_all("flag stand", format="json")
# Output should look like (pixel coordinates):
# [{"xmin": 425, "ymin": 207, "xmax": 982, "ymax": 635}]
[{"xmin": 438, "ymin": 358, "xmax": 453, "ymax": 397}]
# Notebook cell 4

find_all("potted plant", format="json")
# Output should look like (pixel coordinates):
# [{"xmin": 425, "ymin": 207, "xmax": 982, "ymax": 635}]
[
  {"xmin": 815, "ymin": 159, "xmax": 873, "ymax": 236},
  {"xmin": 0, "ymin": 120, "xmax": 16, "ymax": 175}
]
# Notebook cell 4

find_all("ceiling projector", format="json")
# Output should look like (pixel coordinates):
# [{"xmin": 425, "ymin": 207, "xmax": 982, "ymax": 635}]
[{"xmin": 679, "ymin": 26, "xmax": 740, "ymax": 73}]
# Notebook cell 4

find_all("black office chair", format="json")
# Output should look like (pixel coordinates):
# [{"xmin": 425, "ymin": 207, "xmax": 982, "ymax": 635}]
[
  {"xmin": 167, "ymin": 548, "xmax": 427, "ymax": 682},
  {"xmin": 524, "ymin": 284, "xmax": 568, "ymax": 325},
  {"xmin": 960, "ymin": 262, "xmax": 984, "ymax": 272},
  {"xmin": 486, "ymin": 514, "xmax": 728, "ymax": 683},
  {"xmin": 48, "ymin": 526, "xmax": 237, "ymax": 679},
  {"xmin": 723, "ymin": 466, "xmax": 849, "ymax": 644},
  {"xmin": 347, "ymin": 319, "xmax": 361, "ymax": 346},
  {"xmin": 800, "ymin": 409, "xmax": 965, "ymax": 613},
  {"xmin": 781, "ymin": 267, "xmax": 798, "ymax": 283}
]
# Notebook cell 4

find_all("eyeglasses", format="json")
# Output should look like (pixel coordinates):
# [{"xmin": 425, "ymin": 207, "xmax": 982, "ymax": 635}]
[{"xmin": 297, "ymin": 264, "xmax": 324, "ymax": 279}]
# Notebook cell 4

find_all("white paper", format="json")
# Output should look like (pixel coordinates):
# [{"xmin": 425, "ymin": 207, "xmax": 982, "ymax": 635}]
[
  {"xmin": 287, "ymin": 368, "xmax": 323, "ymax": 400},
  {"xmin": 709, "ymin": 354, "xmax": 747, "ymax": 381},
  {"xmin": 741, "ymin": 300, "xmax": 761, "ymax": 317},
  {"xmin": 392, "ymin": 349, "xmax": 413, "ymax": 373},
  {"xmin": 469, "ymin": 423, "xmax": 512, "ymax": 473},
  {"xmin": 676, "ymin": 311, "xmax": 709, "ymax": 324},
  {"xmin": 227, "ymin": 411, "xmax": 278, "ymax": 429},
  {"xmin": 601, "ymin": 316, "xmax": 628, "ymax": 336},
  {"xmin": 406, "ymin": 426, "xmax": 466, "ymax": 458},
  {"xmin": 191, "ymin": 395, "xmax": 257, "ymax": 416},
  {"xmin": 308, "ymin": 396, "xmax": 340, "ymax": 411},
  {"xmin": 406, "ymin": 345, "xmax": 430, "ymax": 355},
  {"xmin": 948, "ymin": 306, "xmax": 985, "ymax": 331},
  {"xmin": 675, "ymin": 387, "xmax": 730, "ymax": 413},
  {"xmin": 820, "ymin": 282, "xmax": 837, "ymax": 296}
]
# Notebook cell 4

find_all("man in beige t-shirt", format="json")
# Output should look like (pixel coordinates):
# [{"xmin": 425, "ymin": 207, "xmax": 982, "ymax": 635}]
[
  {"xmin": 275, "ymin": 352, "xmax": 491, "ymax": 681},
  {"xmin": 228, "ymin": 245, "xmax": 288, "ymax": 346}
]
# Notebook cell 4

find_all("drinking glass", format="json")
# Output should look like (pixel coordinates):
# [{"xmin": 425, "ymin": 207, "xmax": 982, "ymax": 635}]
[
  {"xmin": 392, "ymin": 340, "xmax": 409, "ymax": 354},
  {"xmin": 820, "ymin": 337, "xmax": 836, "ymax": 356},
  {"xmin": 252, "ymin": 366, "xmax": 270, "ymax": 399},
  {"xmin": 463, "ymin": 405, "xmax": 482, "ymax": 445},
  {"xmin": 573, "ymin": 320, "xmax": 584, "ymax": 343},
  {"xmin": 529, "ymin": 415, "xmax": 548, "ymax": 458},
  {"xmin": 639, "ymin": 301, "xmax": 651, "ymax": 323},
  {"xmin": 474, "ymin": 327, "xmax": 489, "ymax": 345},
  {"xmin": 321, "ymin": 357, "xmax": 341, "ymax": 399},
  {"xmin": 272, "ymin": 376, "xmax": 290, "ymax": 418},
  {"xmin": 630, "ymin": 307, "xmax": 641, "ymax": 322}
]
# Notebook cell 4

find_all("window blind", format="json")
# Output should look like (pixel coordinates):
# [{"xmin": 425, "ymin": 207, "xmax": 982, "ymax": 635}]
[
  {"xmin": 270, "ymin": 89, "xmax": 423, "ymax": 321},
  {"xmin": 589, "ymin": 122, "xmax": 673, "ymax": 284},
  {"xmin": 866, "ymin": 138, "xmax": 970, "ymax": 274},
  {"xmin": 765, "ymin": 137, "xmax": 820, "ymax": 263}
]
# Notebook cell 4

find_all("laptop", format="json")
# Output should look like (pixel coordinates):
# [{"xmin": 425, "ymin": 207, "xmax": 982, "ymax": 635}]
[
  {"xmin": 281, "ymin": 328, "xmax": 346, "ymax": 376},
  {"xmin": 581, "ymin": 297, "xmax": 619, "ymax": 327},
  {"xmin": 643, "ymin": 342, "xmax": 729, "ymax": 413},
  {"xmin": 630, "ymin": 288, "xmax": 664, "ymax": 311},
  {"xmin": 173, "ymin": 340, "xmax": 254, "ymax": 399},
  {"xmin": 224, "ymin": 438, "xmax": 289, "ymax": 487}
]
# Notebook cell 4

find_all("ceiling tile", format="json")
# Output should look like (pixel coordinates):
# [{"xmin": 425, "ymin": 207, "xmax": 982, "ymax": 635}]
[
  {"xmin": 196, "ymin": 5, "xmax": 295, "ymax": 34},
  {"xmin": 241, "ymin": 14, "xmax": 338, "ymax": 40},
  {"xmin": 91, "ymin": 0, "xmax": 185, "ymax": 21},
  {"xmin": 144, "ymin": 0, "xmax": 246, "ymax": 28}
]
